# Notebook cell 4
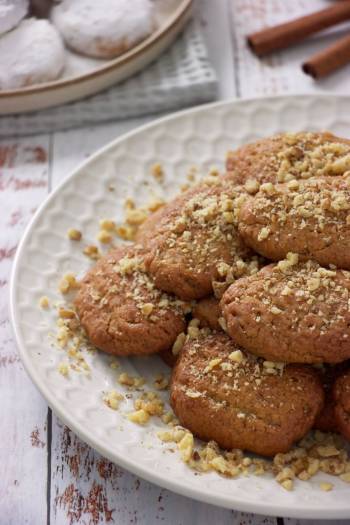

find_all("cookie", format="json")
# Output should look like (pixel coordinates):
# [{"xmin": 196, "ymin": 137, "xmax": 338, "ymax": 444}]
[
  {"xmin": 74, "ymin": 246, "xmax": 186, "ymax": 356},
  {"xmin": 221, "ymin": 257, "xmax": 350, "ymax": 364},
  {"xmin": 333, "ymin": 368, "xmax": 350, "ymax": 441},
  {"xmin": 238, "ymin": 176, "xmax": 350, "ymax": 269},
  {"xmin": 0, "ymin": 0, "xmax": 28, "ymax": 35},
  {"xmin": 51, "ymin": 0, "xmax": 154, "ymax": 59},
  {"xmin": 140, "ymin": 179, "xmax": 254, "ymax": 301},
  {"xmin": 226, "ymin": 132, "xmax": 350, "ymax": 185},
  {"xmin": 0, "ymin": 18, "xmax": 65, "ymax": 90},
  {"xmin": 192, "ymin": 296, "xmax": 222, "ymax": 331},
  {"xmin": 170, "ymin": 333, "xmax": 324, "ymax": 456},
  {"xmin": 314, "ymin": 366, "xmax": 340, "ymax": 433}
]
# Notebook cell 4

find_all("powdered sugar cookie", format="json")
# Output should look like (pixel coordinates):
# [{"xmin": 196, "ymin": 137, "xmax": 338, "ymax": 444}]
[
  {"xmin": 0, "ymin": 18, "xmax": 65, "ymax": 90},
  {"xmin": 51, "ymin": 0, "xmax": 155, "ymax": 59},
  {"xmin": 0, "ymin": 0, "xmax": 28, "ymax": 35}
]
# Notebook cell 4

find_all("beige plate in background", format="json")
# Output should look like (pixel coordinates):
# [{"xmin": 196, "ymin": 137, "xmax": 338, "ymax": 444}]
[{"xmin": 0, "ymin": 0, "xmax": 192, "ymax": 114}]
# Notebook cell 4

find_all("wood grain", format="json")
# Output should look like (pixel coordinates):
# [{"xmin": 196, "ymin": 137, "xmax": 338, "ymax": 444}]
[{"xmin": 0, "ymin": 136, "xmax": 51, "ymax": 524}]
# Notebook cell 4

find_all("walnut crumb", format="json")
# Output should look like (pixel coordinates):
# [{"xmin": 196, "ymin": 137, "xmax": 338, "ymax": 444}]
[
  {"xmin": 319, "ymin": 482, "xmax": 333, "ymax": 492},
  {"xmin": 97, "ymin": 230, "xmax": 113, "ymax": 244},
  {"xmin": 151, "ymin": 163, "xmax": 165, "ymax": 182},
  {"xmin": 103, "ymin": 390, "xmax": 123, "ymax": 410},
  {"xmin": 67, "ymin": 228, "xmax": 82, "ymax": 241},
  {"xmin": 127, "ymin": 409, "xmax": 150, "ymax": 425},
  {"xmin": 58, "ymin": 362, "xmax": 69, "ymax": 377},
  {"xmin": 59, "ymin": 273, "xmax": 79, "ymax": 294},
  {"xmin": 83, "ymin": 245, "xmax": 100, "ymax": 260},
  {"xmin": 39, "ymin": 296, "xmax": 50, "ymax": 309}
]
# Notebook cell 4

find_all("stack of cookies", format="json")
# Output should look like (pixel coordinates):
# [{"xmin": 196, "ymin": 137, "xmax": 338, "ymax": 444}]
[{"xmin": 75, "ymin": 131, "xmax": 350, "ymax": 457}]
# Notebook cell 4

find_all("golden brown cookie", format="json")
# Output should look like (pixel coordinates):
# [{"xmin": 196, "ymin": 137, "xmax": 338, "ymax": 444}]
[
  {"xmin": 314, "ymin": 366, "xmax": 340, "ymax": 433},
  {"xmin": 333, "ymin": 368, "xmax": 350, "ymax": 441},
  {"xmin": 170, "ymin": 333, "xmax": 324, "ymax": 457},
  {"xmin": 221, "ymin": 258, "xmax": 350, "ymax": 364},
  {"xmin": 159, "ymin": 347, "xmax": 178, "ymax": 368},
  {"xmin": 226, "ymin": 132, "xmax": 350, "ymax": 185},
  {"xmin": 238, "ymin": 176, "xmax": 350, "ymax": 269},
  {"xmin": 192, "ymin": 297, "xmax": 222, "ymax": 331},
  {"xmin": 139, "ymin": 179, "xmax": 254, "ymax": 301},
  {"xmin": 74, "ymin": 246, "xmax": 186, "ymax": 356}
]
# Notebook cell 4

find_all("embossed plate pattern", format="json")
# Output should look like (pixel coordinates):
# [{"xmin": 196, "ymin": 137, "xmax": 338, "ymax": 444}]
[{"xmin": 10, "ymin": 95, "xmax": 350, "ymax": 519}]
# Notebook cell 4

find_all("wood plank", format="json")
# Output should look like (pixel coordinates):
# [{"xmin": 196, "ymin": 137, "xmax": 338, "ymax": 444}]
[
  {"xmin": 230, "ymin": 0, "xmax": 350, "ymax": 97},
  {"xmin": 51, "ymin": 418, "xmax": 277, "ymax": 525},
  {"xmin": 0, "ymin": 135, "xmax": 50, "ymax": 524}
]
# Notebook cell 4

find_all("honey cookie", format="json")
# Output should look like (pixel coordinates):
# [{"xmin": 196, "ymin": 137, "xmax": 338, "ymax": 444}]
[
  {"xmin": 51, "ymin": 0, "xmax": 155, "ymax": 59},
  {"xmin": 314, "ymin": 366, "xmax": 341, "ymax": 433},
  {"xmin": 192, "ymin": 296, "xmax": 222, "ymax": 332},
  {"xmin": 140, "ymin": 179, "xmax": 254, "ymax": 301},
  {"xmin": 333, "ymin": 368, "xmax": 350, "ymax": 441},
  {"xmin": 0, "ymin": 18, "xmax": 65, "ymax": 90},
  {"xmin": 238, "ymin": 176, "xmax": 350, "ymax": 269},
  {"xmin": 170, "ymin": 333, "xmax": 324, "ymax": 456},
  {"xmin": 226, "ymin": 132, "xmax": 350, "ymax": 185},
  {"xmin": 74, "ymin": 246, "xmax": 186, "ymax": 356},
  {"xmin": 221, "ymin": 257, "xmax": 350, "ymax": 364}
]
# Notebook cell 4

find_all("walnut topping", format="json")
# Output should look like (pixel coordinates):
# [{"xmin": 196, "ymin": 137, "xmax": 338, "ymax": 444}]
[
  {"xmin": 99, "ymin": 219, "xmax": 116, "ymax": 231},
  {"xmin": 172, "ymin": 332, "xmax": 186, "ymax": 356},
  {"xmin": 258, "ymin": 227, "xmax": 270, "ymax": 241},
  {"xmin": 228, "ymin": 350, "xmax": 244, "ymax": 363}
]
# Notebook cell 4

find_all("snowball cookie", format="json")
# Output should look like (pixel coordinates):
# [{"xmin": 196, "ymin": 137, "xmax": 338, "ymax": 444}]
[
  {"xmin": 51, "ymin": 0, "xmax": 155, "ymax": 59},
  {"xmin": 0, "ymin": 18, "xmax": 65, "ymax": 90},
  {"xmin": 238, "ymin": 176, "xmax": 350, "ymax": 270},
  {"xmin": 226, "ymin": 132, "xmax": 350, "ymax": 185},
  {"xmin": 170, "ymin": 332, "xmax": 324, "ymax": 457},
  {"xmin": 140, "ymin": 179, "xmax": 255, "ymax": 301},
  {"xmin": 221, "ymin": 257, "xmax": 350, "ymax": 364},
  {"xmin": 74, "ymin": 246, "xmax": 187, "ymax": 357},
  {"xmin": 333, "ymin": 367, "xmax": 350, "ymax": 441},
  {"xmin": 0, "ymin": 0, "xmax": 28, "ymax": 35}
]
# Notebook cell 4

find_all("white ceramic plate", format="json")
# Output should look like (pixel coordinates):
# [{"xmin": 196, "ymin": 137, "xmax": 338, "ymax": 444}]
[
  {"xmin": 10, "ymin": 95, "xmax": 350, "ymax": 520},
  {"xmin": 0, "ymin": 0, "xmax": 192, "ymax": 114}
]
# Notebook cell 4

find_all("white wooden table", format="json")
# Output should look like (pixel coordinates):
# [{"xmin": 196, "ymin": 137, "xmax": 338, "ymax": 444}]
[{"xmin": 2, "ymin": 1, "xmax": 350, "ymax": 524}]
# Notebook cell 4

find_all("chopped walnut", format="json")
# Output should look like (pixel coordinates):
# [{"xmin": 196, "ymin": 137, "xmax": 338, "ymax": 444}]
[
  {"xmin": 39, "ymin": 296, "xmax": 50, "ymax": 309},
  {"xmin": 67, "ymin": 228, "xmax": 82, "ymax": 241}
]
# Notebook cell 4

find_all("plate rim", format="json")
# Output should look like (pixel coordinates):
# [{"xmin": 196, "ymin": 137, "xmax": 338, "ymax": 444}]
[
  {"xmin": 10, "ymin": 93, "xmax": 350, "ymax": 520},
  {"xmin": 0, "ymin": 0, "xmax": 193, "ymax": 98}
]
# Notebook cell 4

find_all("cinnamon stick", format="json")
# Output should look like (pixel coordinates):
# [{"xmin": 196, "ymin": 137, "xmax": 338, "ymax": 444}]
[
  {"xmin": 247, "ymin": 1, "xmax": 350, "ymax": 57},
  {"xmin": 302, "ymin": 33, "xmax": 350, "ymax": 79}
]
